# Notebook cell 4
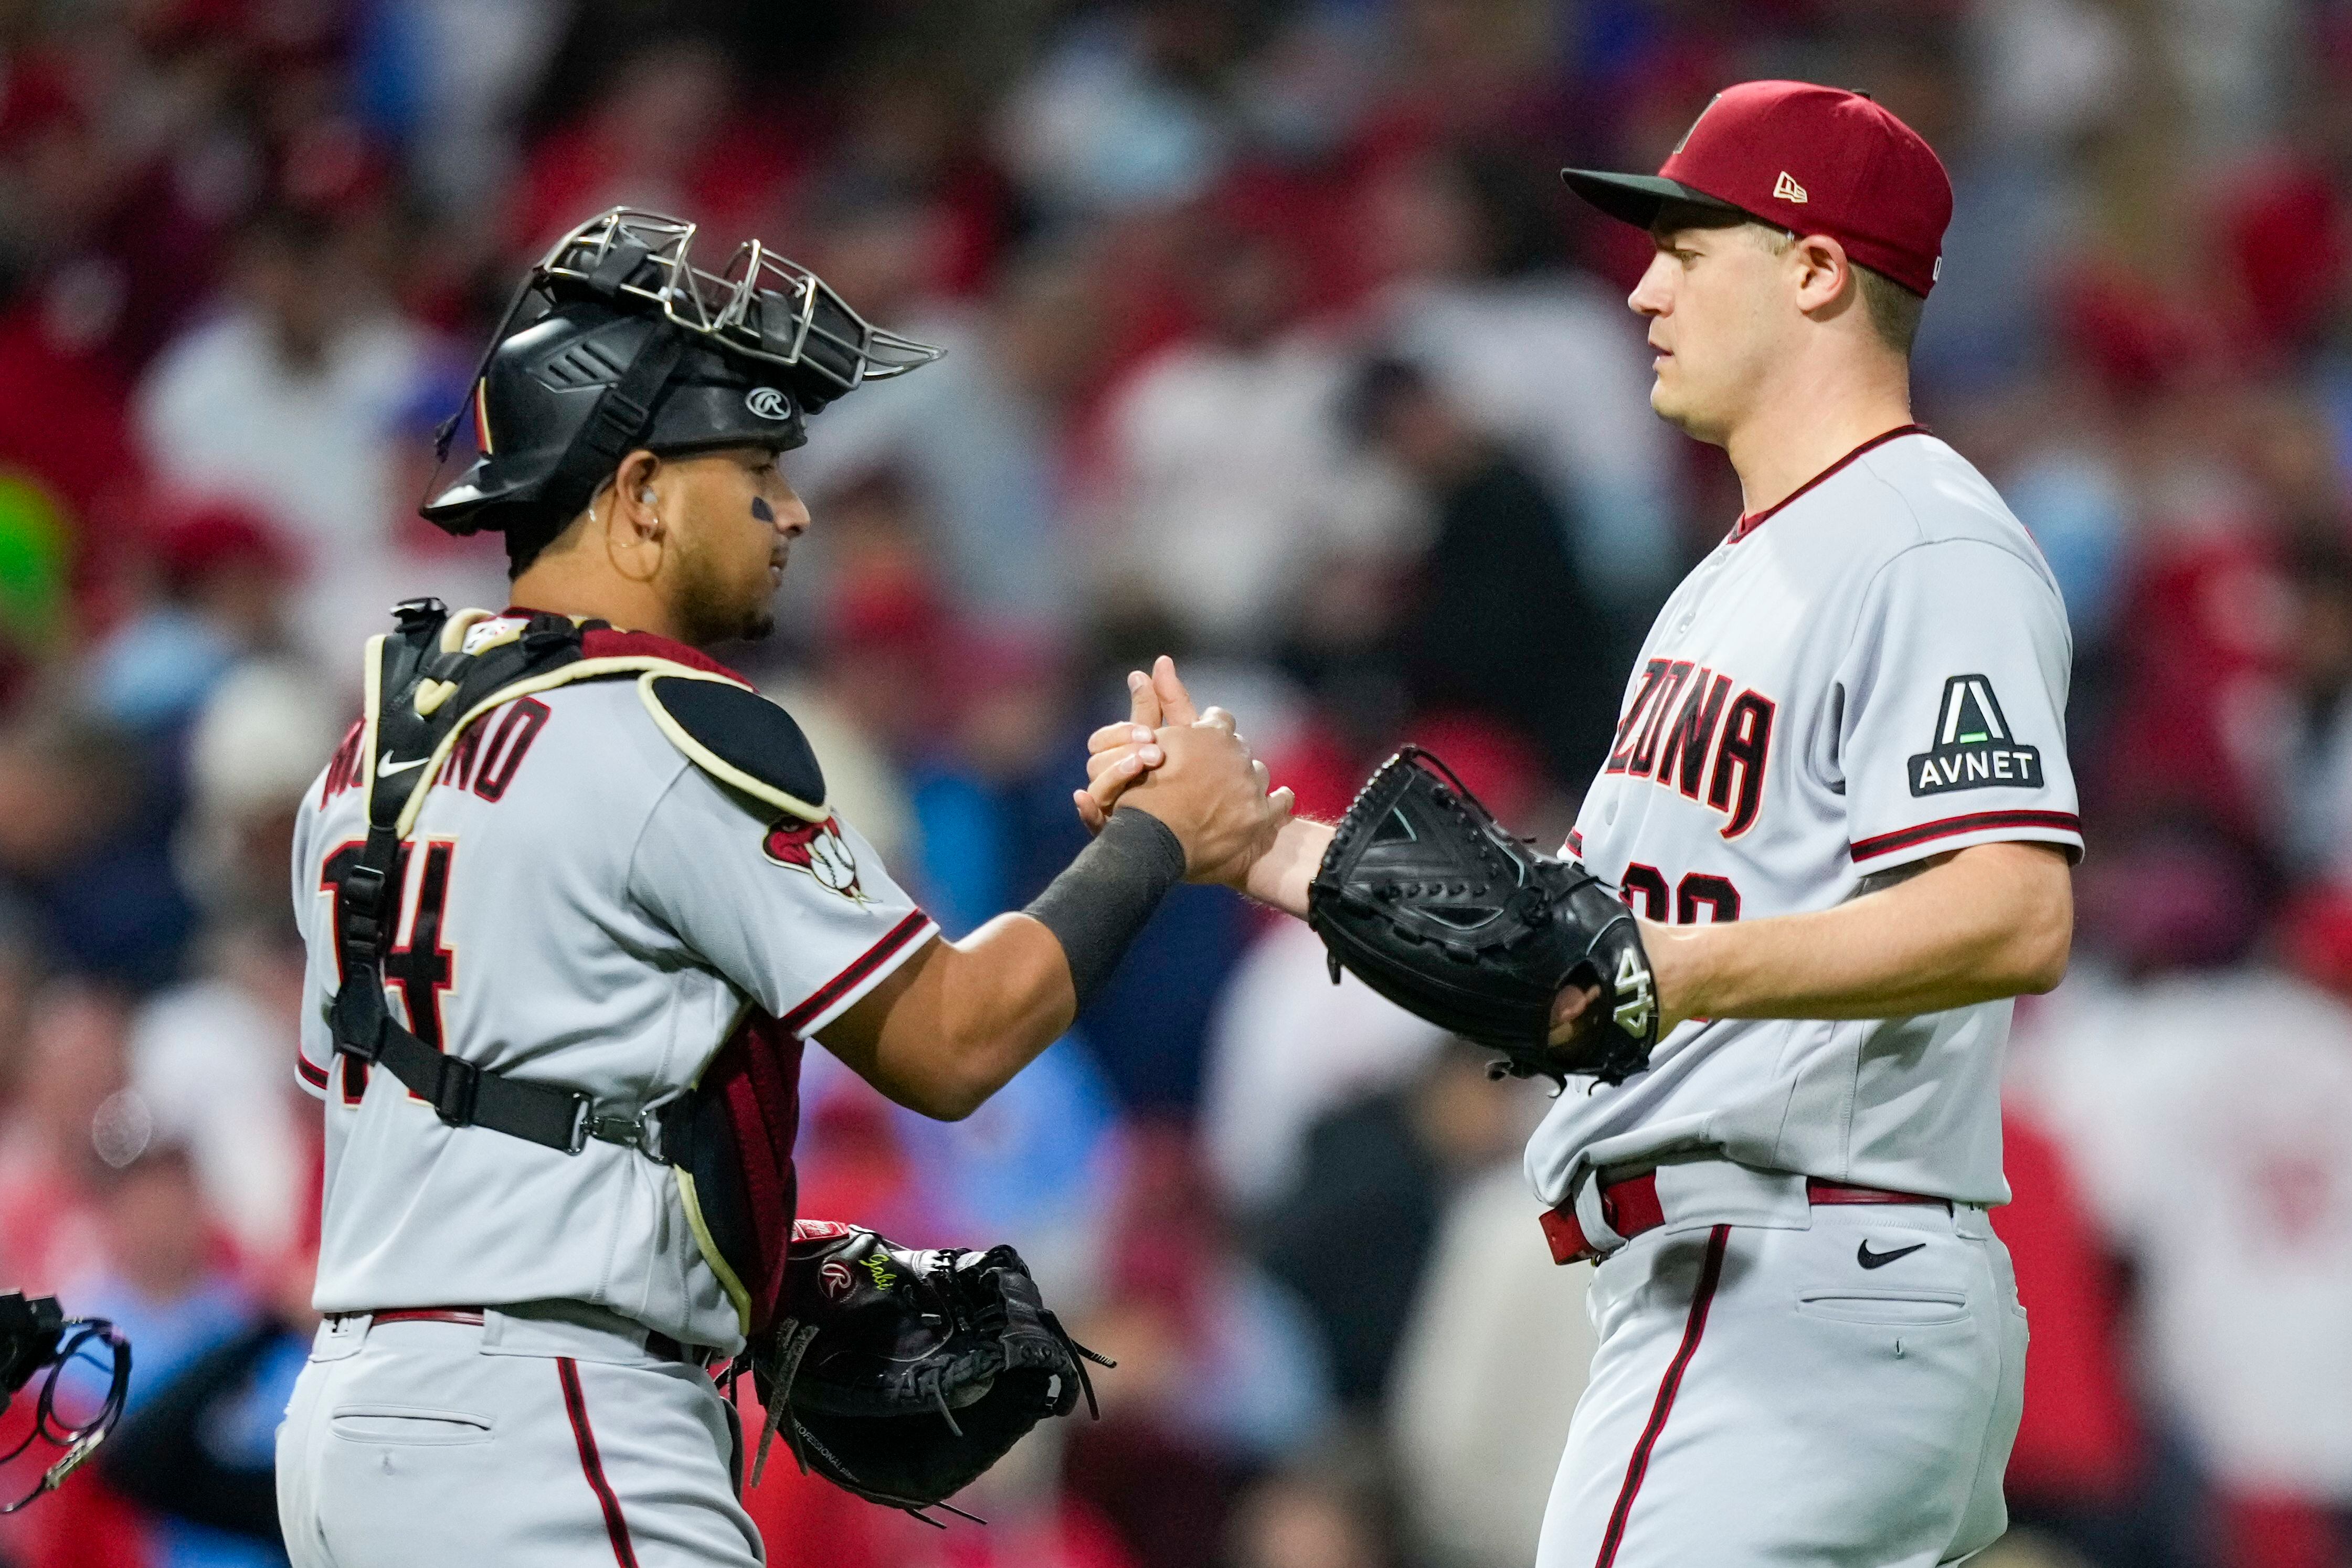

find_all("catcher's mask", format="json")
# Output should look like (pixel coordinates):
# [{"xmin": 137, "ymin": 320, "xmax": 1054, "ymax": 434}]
[
  {"xmin": 423, "ymin": 208, "xmax": 944, "ymax": 565},
  {"xmin": 0, "ymin": 1292, "xmax": 129, "ymax": 1512}
]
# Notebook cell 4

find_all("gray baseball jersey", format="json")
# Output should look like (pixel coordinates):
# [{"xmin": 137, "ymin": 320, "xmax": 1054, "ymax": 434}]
[
  {"xmin": 291, "ymin": 620, "xmax": 937, "ymax": 1357},
  {"xmin": 1525, "ymin": 427, "xmax": 2079, "ymax": 1211}
]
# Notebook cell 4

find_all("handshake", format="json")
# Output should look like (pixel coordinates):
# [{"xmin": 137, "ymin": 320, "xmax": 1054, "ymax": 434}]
[
  {"xmin": 1072, "ymin": 658, "xmax": 1345, "ymax": 912},
  {"xmin": 1065, "ymin": 657, "xmax": 1665, "ymax": 1079},
  {"xmin": 1066, "ymin": 657, "xmax": 1321, "ymax": 914}
]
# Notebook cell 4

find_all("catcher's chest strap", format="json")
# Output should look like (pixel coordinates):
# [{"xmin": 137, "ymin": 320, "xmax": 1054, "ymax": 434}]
[
  {"xmin": 327, "ymin": 601, "xmax": 733, "ymax": 1160},
  {"xmin": 1538, "ymin": 1172, "xmax": 1950, "ymax": 1266}
]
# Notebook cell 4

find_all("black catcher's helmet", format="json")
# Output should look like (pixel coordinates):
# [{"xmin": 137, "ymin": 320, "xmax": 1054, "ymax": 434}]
[{"xmin": 424, "ymin": 208, "xmax": 944, "ymax": 564}]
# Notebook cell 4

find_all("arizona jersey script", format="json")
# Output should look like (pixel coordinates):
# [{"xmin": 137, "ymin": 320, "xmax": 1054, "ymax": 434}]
[
  {"xmin": 1528, "ymin": 427, "xmax": 2081, "ymax": 1210},
  {"xmin": 291, "ymin": 620, "xmax": 937, "ymax": 1356}
]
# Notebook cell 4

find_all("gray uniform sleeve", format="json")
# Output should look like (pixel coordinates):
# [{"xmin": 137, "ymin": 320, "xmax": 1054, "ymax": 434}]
[
  {"xmin": 1834, "ymin": 539, "xmax": 2083, "ymax": 871},
  {"xmin": 628, "ymin": 762, "xmax": 938, "ymax": 1035}
]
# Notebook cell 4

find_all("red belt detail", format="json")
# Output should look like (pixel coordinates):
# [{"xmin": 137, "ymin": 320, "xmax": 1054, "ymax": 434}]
[
  {"xmin": 334, "ymin": 1307, "xmax": 710, "ymax": 1366},
  {"xmin": 345, "ymin": 1308, "xmax": 486, "ymax": 1327},
  {"xmin": 1539, "ymin": 1172, "xmax": 1950, "ymax": 1265}
]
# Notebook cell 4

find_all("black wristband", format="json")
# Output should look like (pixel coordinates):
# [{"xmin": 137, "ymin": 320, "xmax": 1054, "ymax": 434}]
[{"xmin": 1025, "ymin": 808, "xmax": 1187, "ymax": 1008}]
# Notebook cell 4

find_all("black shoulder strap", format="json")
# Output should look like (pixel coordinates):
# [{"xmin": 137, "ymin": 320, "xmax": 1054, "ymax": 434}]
[{"xmin": 326, "ymin": 600, "xmax": 690, "ymax": 1160}]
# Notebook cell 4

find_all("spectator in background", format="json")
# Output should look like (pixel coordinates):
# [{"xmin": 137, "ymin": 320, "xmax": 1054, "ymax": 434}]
[
  {"xmin": 128, "ymin": 661, "xmax": 338, "ymax": 1267},
  {"xmin": 2277, "ymin": 537, "xmax": 2352, "ymax": 876},
  {"xmin": 777, "ymin": 184, "xmax": 1078, "ymax": 641},
  {"xmin": 2012, "ymin": 857, "xmax": 2352, "ymax": 1568},
  {"xmin": 0, "ymin": 705, "xmax": 192, "ymax": 988},
  {"xmin": 1360, "ymin": 145, "xmax": 1683, "ymax": 620},
  {"xmin": 1088, "ymin": 217, "xmax": 1415, "ymax": 652},
  {"xmin": 133, "ymin": 205, "xmax": 455, "ymax": 664},
  {"xmin": 89, "ymin": 501, "xmax": 298, "ymax": 735},
  {"xmin": 1225, "ymin": 1465, "xmax": 1396, "ymax": 1568},
  {"xmin": 510, "ymin": 36, "xmax": 791, "ymax": 259},
  {"xmin": 1066, "ymin": 1127, "xmax": 1332, "ymax": 1568},
  {"xmin": 0, "ymin": 984, "xmax": 125, "ymax": 1296},
  {"xmin": 1345, "ymin": 357, "xmax": 1618, "ymax": 785},
  {"xmin": 1251, "ymin": 1051, "xmax": 1539, "ymax": 1415},
  {"xmin": 1198, "ymin": 919, "xmax": 1447, "ymax": 1219},
  {"xmin": 63, "ymin": 1140, "xmax": 271, "ymax": 1568},
  {"xmin": 1386, "ymin": 1162, "xmax": 1595, "ymax": 1568}
]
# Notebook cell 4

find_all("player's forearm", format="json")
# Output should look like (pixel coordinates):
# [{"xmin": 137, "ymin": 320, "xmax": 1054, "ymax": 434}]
[
  {"xmin": 1245, "ymin": 817, "xmax": 1333, "ymax": 917},
  {"xmin": 820, "ymin": 916, "xmax": 1076, "ymax": 1120},
  {"xmin": 1643, "ymin": 842, "xmax": 2072, "ymax": 1028}
]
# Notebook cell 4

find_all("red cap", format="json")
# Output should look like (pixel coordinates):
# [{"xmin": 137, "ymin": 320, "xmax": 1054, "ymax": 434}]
[{"xmin": 1562, "ymin": 80, "xmax": 1952, "ymax": 297}]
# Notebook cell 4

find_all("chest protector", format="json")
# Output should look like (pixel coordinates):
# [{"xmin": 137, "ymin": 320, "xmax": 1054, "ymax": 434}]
[{"xmin": 329, "ymin": 599, "xmax": 831, "ymax": 1344}]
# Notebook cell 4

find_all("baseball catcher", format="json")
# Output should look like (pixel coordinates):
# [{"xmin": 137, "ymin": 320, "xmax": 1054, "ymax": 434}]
[{"xmin": 276, "ymin": 209, "xmax": 1284, "ymax": 1566}]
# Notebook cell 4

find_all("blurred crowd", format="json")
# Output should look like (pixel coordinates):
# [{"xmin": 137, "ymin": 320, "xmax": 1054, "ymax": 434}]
[{"xmin": 0, "ymin": 0, "xmax": 2343, "ymax": 1565}]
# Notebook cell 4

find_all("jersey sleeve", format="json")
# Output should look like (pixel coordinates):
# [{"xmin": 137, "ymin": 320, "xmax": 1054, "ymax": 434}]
[
  {"xmin": 1835, "ymin": 539, "xmax": 2082, "ymax": 871},
  {"xmin": 628, "ymin": 763, "xmax": 939, "ymax": 1036},
  {"xmin": 290, "ymin": 771, "xmax": 334, "ymax": 1100}
]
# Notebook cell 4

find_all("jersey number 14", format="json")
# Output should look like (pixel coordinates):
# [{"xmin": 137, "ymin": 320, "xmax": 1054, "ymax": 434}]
[{"xmin": 320, "ymin": 838, "xmax": 458, "ymax": 1105}]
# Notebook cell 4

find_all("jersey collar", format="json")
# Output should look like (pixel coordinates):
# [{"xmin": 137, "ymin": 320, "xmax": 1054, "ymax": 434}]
[
  {"xmin": 1728, "ymin": 423, "xmax": 1929, "ymax": 544},
  {"xmin": 500, "ymin": 605, "xmax": 751, "ymax": 683}
]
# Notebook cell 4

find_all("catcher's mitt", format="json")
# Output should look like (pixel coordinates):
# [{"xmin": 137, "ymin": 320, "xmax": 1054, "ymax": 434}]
[
  {"xmin": 750, "ymin": 1222, "xmax": 1110, "ymax": 1523},
  {"xmin": 1306, "ymin": 746, "xmax": 1659, "ymax": 1086}
]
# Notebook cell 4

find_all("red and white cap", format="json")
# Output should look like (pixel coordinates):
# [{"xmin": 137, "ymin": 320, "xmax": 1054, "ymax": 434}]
[{"xmin": 1562, "ymin": 80, "xmax": 1953, "ymax": 297}]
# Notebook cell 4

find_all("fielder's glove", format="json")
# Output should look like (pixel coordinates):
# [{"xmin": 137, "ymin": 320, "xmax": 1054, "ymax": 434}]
[
  {"xmin": 1307, "ymin": 746, "xmax": 1660, "ymax": 1086},
  {"xmin": 750, "ymin": 1222, "xmax": 1110, "ymax": 1523}
]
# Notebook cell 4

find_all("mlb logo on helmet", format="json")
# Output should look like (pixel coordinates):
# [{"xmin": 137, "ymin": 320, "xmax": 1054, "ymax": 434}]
[{"xmin": 745, "ymin": 386, "xmax": 793, "ymax": 420}]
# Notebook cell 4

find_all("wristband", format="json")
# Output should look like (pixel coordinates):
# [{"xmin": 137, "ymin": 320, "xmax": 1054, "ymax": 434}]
[{"xmin": 1025, "ymin": 808, "xmax": 1186, "ymax": 1008}]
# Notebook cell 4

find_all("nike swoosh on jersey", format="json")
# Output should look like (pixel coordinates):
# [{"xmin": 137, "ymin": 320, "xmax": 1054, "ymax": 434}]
[
  {"xmin": 377, "ymin": 754, "xmax": 430, "ymax": 776},
  {"xmin": 1856, "ymin": 1239, "xmax": 1926, "ymax": 1270}
]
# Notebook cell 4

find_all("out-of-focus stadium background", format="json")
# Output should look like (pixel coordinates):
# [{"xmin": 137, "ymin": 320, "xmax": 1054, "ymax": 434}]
[{"xmin": 0, "ymin": 0, "xmax": 2343, "ymax": 1564}]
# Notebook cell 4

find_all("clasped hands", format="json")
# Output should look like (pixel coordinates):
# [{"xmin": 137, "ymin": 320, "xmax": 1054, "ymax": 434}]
[{"xmin": 1068, "ymin": 657, "xmax": 1317, "ymax": 904}]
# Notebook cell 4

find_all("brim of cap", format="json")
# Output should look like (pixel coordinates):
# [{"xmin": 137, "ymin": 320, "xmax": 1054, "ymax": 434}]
[{"xmin": 1559, "ymin": 169, "xmax": 1751, "ymax": 231}]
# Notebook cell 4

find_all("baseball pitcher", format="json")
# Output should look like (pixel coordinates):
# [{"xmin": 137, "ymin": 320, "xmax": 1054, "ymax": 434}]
[
  {"xmin": 276, "ymin": 209, "xmax": 1287, "ymax": 1566},
  {"xmin": 1087, "ymin": 82, "xmax": 2074, "ymax": 1566}
]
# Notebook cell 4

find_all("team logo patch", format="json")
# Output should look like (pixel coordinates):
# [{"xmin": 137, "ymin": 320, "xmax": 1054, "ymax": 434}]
[
  {"xmin": 1909, "ymin": 675, "xmax": 2043, "ymax": 797},
  {"xmin": 762, "ymin": 813, "xmax": 868, "ymax": 901},
  {"xmin": 745, "ymin": 386, "xmax": 793, "ymax": 420}
]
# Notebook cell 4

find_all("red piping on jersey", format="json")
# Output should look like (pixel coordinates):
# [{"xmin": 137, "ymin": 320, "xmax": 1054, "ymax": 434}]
[
  {"xmin": 780, "ymin": 911, "xmax": 933, "ymax": 1035},
  {"xmin": 500, "ymin": 607, "xmax": 748, "ymax": 682},
  {"xmin": 1851, "ymin": 809, "xmax": 2083, "ymax": 863},
  {"xmin": 558, "ymin": 1358, "xmax": 640, "ymax": 1568},
  {"xmin": 296, "ymin": 1056, "xmax": 330, "ymax": 1090},
  {"xmin": 1594, "ymin": 1224, "xmax": 1729, "ymax": 1567},
  {"xmin": 1728, "ymin": 424, "xmax": 1929, "ymax": 543}
]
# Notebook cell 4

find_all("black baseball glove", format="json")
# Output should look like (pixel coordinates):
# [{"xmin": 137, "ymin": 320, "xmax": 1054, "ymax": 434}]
[
  {"xmin": 750, "ymin": 1222, "xmax": 1110, "ymax": 1523},
  {"xmin": 1306, "ymin": 746, "xmax": 1660, "ymax": 1086}
]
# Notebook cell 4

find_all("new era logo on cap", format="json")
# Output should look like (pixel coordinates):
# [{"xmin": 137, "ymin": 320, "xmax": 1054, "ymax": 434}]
[{"xmin": 1561, "ymin": 80, "xmax": 1952, "ymax": 297}]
